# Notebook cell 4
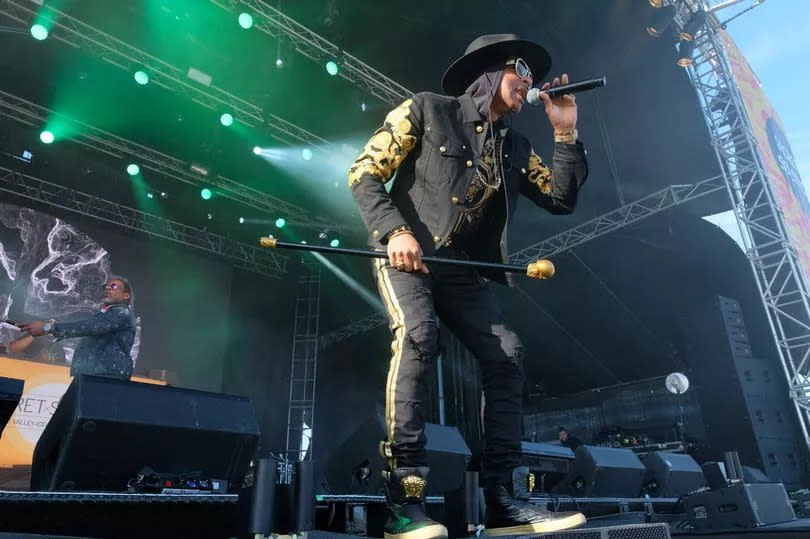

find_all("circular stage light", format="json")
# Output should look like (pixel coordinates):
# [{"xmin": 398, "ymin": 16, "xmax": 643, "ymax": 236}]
[
  {"xmin": 253, "ymin": 146, "xmax": 262, "ymax": 155},
  {"xmin": 220, "ymin": 113, "xmax": 234, "ymax": 126},
  {"xmin": 275, "ymin": 218, "xmax": 286, "ymax": 229},
  {"xmin": 134, "ymin": 70, "xmax": 149, "ymax": 85},
  {"xmin": 238, "ymin": 13, "xmax": 254, "ymax": 29},
  {"xmin": 302, "ymin": 148, "xmax": 313, "ymax": 161},
  {"xmin": 30, "ymin": 24, "xmax": 48, "ymax": 40},
  {"xmin": 325, "ymin": 61, "xmax": 339, "ymax": 76},
  {"xmin": 126, "ymin": 164, "xmax": 140, "ymax": 176},
  {"xmin": 39, "ymin": 130, "xmax": 54, "ymax": 144},
  {"xmin": 330, "ymin": 239, "xmax": 340, "ymax": 247},
  {"xmin": 200, "ymin": 188, "xmax": 213, "ymax": 200}
]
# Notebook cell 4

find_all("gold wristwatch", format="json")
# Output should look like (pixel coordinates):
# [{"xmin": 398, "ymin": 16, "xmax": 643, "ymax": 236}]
[{"xmin": 554, "ymin": 128, "xmax": 578, "ymax": 144}]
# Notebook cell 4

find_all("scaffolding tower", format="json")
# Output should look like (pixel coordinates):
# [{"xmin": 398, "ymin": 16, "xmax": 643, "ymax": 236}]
[
  {"xmin": 679, "ymin": 1, "xmax": 810, "ymax": 448},
  {"xmin": 285, "ymin": 262, "xmax": 322, "ymax": 461}
]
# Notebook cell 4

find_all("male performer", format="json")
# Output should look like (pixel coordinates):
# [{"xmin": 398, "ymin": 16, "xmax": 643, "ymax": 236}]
[
  {"xmin": 19, "ymin": 276, "xmax": 137, "ymax": 380},
  {"xmin": 348, "ymin": 34, "xmax": 589, "ymax": 538}
]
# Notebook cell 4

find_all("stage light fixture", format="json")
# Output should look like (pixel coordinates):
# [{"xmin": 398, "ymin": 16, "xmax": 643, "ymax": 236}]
[
  {"xmin": 361, "ymin": 102, "xmax": 367, "ymax": 112},
  {"xmin": 680, "ymin": 10, "xmax": 707, "ymax": 41},
  {"xmin": 220, "ymin": 113, "xmax": 234, "ymax": 126},
  {"xmin": 253, "ymin": 146, "xmax": 262, "ymax": 155},
  {"xmin": 275, "ymin": 218, "xmax": 286, "ymax": 229},
  {"xmin": 239, "ymin": 217, "xmax": 245, "ymax": 224},
  {"xmin": 300, "ymin": 240, "xmax": 308, "ymax": 245},
  {"xmin": 646, "ymin": 5, "xmax": 676, "ymax": 37},
  {"xmin": 146, "ymin": 192, "xmax": 154, "ymax": 199},
  {"xmin": 200, "ymin": 187, "xmax": 213, "ymax": 200},
  {"xmin": 126, "ymin": 164, "xmax": 140, "ymax": 176},
  {"xmin": 238, "ymin": 12, "xmax": 253, "ymax": 29},
  {"xmin": 330, "ymin": 239, "xmax": 340, "ymax": 247},
  {"xmin": 302, "ymin": 148, "xmax": 313, "ymax": 161},
  {"xmin": 134, "ymin": 70, "xmax": 149, "ymax": 85},
  {"xmin": 677, "ymin": 39, "xmax": 696, "ymax": 67},
  {"xmin": 275, "ymin": 58, "xmax": 284, "ymax": 68},
  {"xmin": 39, "ymin": 130, "xmax": 54, "ymax": 144},
  {"xmin": 207, "ymin": 212, "xmax": 214, "ymax": 220},
  {"xmin": 326, "ymin": 61, "xmax": 339, "ymax": 76},
  {"xmin": 30, "ymin": 24, "xmax": 48, "ymax": 40},
  {"xmin": 160, "ymin": 192, "xmax": 168, "ymax": 199}
]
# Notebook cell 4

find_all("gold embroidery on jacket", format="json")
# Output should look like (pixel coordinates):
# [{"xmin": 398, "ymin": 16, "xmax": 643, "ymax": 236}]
[
  {"xmin": 348, "ymin": 99, "xmax": 417, "ymax": 188},
  {"xmin": 527, "ymin": 151, "xmax": 553, "ymax": 195}
]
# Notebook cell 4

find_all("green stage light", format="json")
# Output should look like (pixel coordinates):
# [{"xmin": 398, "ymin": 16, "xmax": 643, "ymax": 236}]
[
  {"xmin": 238, "ymin": 12, "xmax": 253, "ymax": 29},
  {"xmin": 126, "ymin": 164, "xmax": 140, "ymax": 176},
  {"xmin": 275, "ymin": 58, "xmax": 284, "ymax": 68},
  {"xmin": 326, "ymin": 61, "xmax": 339, "ymax": 76},
  {"xmin": 39, "ymin": 130, "xmax": 54, "ymax": 144},
  {"xmin": 220, "ymin": 113, "xmax": 234, "ymax": 126},
  {"xmin": 239, "ymin": 217, "xmax": 245, "ymax": 224},
  {"xmin": 275, "ymin": 218, "xmax": 286, "ymax": 229},
  {"xmin": 330, "ymin": 239, "xmax": 340, "ymax": 247},
  {"xmin": 253, "ymin": 146, "xmax": 262, "ymax": 155},
  {"xmin": 302, "ymin": 148, "xmax": 313, "ymax": 161},
  {"xmin": 30, "ymin": 24, "xmax": 48, "ymax": 40},
  {"xmin": 134, "ymin": 70, "xmax": 149, "ymax": 85},
  {"xmin": 200, "ymin": 188, "xmax": 213, "ymax": 200}
]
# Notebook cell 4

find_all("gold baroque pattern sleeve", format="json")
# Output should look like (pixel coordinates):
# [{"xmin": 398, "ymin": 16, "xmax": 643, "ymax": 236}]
[
  {"xmin": 527, "ymin": 150, "xmax": 553, "ymax": 195},
  {"xmin": 348, "ymin": 98, "xmax": 419, "ymax": 189}
]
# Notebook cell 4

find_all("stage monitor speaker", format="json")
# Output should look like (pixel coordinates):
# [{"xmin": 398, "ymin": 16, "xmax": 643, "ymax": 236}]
[
  {"xmin": 0, "ymin": 376, "xmax": 24, "ymax": 437},
  {"xmin": 31, "ymin": 375, "xmax": 260, "ymax": 491},
  {"xmin": 685, "ymin": 483, "xmax": 796, "ymax": 529},
  {"xmin": 562, "ymin": 445, "xmax": 646, "ymax": 497},
  {"xmin": 641, "ymin": 452, "xmax": 705, "ymax": 497},
  {"xmin": 325, "ymin": 414, "xmax": 470, "ymax": 496}
]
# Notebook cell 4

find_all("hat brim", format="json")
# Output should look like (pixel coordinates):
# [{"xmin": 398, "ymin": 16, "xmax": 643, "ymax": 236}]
[{"xmin": 442, "ymin": 39, "xmax": 552, "ymax": 96}]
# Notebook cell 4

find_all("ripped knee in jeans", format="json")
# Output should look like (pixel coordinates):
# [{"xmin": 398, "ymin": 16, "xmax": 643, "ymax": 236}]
[{"xmin": 406, "ymin": 322, "xmax": 439, "ymax": 361}]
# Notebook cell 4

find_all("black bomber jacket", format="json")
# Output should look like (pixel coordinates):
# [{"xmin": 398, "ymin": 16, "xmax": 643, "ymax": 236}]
[{"xmin": 348, "ymin": 91, "xmax": 589, "ymax": 284}]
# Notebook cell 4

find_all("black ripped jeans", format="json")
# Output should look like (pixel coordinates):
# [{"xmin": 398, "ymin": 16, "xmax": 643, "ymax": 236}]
[{"xmin": 372, "ymin": 246, "xmax": 525, "ymax": 486}]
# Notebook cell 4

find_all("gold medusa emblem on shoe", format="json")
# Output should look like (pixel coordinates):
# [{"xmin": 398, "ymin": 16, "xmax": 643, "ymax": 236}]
[
  {"xmin": 402, "ymin": 474, "xmax": 427, "ymax": 498},
  {"xmin": 528, "ymin": 472, "xmax": 536, "ymax": 493}
]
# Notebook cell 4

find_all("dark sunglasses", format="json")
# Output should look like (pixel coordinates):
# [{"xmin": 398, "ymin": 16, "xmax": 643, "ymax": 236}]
[
  {"xmin": 505, "ymin": 58, "xmax": 533, "ymax": 80},
  {"xmin": 103, "ymin": 283, "xmax": 123, "ymax": 291}
]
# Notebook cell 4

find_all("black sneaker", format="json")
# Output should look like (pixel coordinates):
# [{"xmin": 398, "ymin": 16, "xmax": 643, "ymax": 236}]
[
  {"xmin": 384, "ymin": 467, "xmax": 448, "ymax": 539},
  {"xmin": 485, "ymin": 466, "xmax": 585, "ymax": 536}
]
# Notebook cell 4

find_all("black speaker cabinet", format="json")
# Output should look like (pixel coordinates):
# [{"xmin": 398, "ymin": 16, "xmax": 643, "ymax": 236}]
[
  {"xmin": 686, "ymin": 483, "xmax": 796, "ymax": 529},
  {"xmin": 641, "ymin": 452, "xmax": 706, "ymax": 497},
  {"xmin": 1, "ymin": 376, "xmax": 24, "ymax": 437},
  {"xmin": 31, "ymin": 375, "xmax": 260, "ymax": 491},
  {"xmin": 325, "ymin": 413, "xmax": 470, "ymax": 496},
  {"xmin": 564, "ymin": 445, "xmax": 646, "ymax": 497}
]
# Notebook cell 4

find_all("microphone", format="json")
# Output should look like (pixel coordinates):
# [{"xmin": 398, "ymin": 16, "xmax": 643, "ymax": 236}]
[{"xmin": 526, "ymin": 76, "xmax": 606, "ymax": 105}]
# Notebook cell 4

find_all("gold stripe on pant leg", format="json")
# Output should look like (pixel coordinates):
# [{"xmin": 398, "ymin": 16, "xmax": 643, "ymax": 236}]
[{"xmin": 374, "ymin": 259, "xmax": 406, "ymax": 463}]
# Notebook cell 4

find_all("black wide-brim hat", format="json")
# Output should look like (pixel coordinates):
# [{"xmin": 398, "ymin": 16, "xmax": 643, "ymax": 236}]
[{"xmin": 442, "ymin": 33, "xmax": 552, "ymax": 96}]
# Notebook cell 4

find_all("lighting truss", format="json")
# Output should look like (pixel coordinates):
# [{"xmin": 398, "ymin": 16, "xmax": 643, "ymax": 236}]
[
  {"xmin": 319, "ymin": 311, "xmax": 386, "ymax": 349},
  {"xmin": 0, "ymin": 0, "xmax": 335, "ymax": 154},
  {"xmin": 0, "ymin": 165, "xmax": 287, "ymax": 277},
  {"xmin": 285, "ymin": 264, "xmax": 321, "ymax": 462},
  {"xmin": 208, "ymin": 0, "xmax": 413, "ymax": 106},
  {"xmin": 0, "ymin": 89, "xmax": 343, "ymax": 233},
  {"xmin": 322, "ymin": 176, "xmax": 727, "ymax": 347},
  {"xmin": 510, "ymin": 175, "xmax": 726, "ymax": 266},
  {"xmin": 679, "ymin": 1, "xmax": 810, "ymax": 443}
]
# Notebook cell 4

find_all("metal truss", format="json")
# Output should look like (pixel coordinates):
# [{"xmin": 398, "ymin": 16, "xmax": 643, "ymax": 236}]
[
  {"xmin": 0, "ymin": 0, "xmax": 335, "ymax": 154},
  {"xmin": 208, "ymin": 0, "xmax": 413, "ymax": 106},
  {"xmin": 285, "ymin": 262, "xmax": 321, "ymax": 461},
  {"xmin": 0, "ymin": 89, "xmax": 342, "ymax": 232},
  {"xmin": 322, "ymin": 176, "xmax": 726, "ymax": 347},
  {"xmin": 680, "ymin": 2, "xmax": 810, "ymax": 444},
  {"xmin": 0, "ymin": 165, "xmax": 287, "ymax": 277},
  {"xmin": 510, "ymin": 175, "xmax": 726, "ymax": 265},
  {"xmin": 319, "ymin": 311, "xmax": 386, "ymax": 349}
]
